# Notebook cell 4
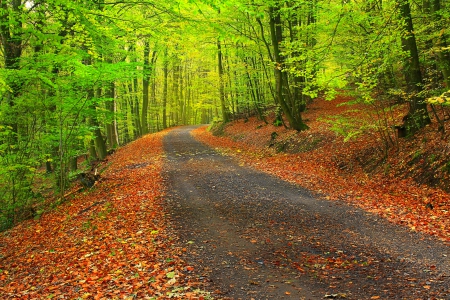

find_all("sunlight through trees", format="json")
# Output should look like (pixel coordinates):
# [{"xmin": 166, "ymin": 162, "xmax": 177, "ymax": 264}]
[{"xmin": 0, "ymin": 0, "xmax": 449, "ymax": 228}]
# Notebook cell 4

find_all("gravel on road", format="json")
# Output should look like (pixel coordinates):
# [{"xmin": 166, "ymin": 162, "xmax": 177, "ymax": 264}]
[{"xmin": 163, "ymin": 126, "xmax": 450, "ymax": 300}]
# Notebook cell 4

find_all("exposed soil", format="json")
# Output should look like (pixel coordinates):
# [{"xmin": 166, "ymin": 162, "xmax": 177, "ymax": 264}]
[{"xmin": 163, "ymin": 126, "xmax": 450, "ymax": 300}]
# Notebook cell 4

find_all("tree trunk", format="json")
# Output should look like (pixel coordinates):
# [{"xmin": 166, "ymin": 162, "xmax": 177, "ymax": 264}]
[
  {"xmin": 0, "ymin": 0, "xmax": 23, "ymax": 136},
  {"xmin": 431, "ymin": 0, "xmax": 450, "ymax": 88},
  {"xmin": 173, "ymin": 63, "xmax": 180, "ymax": 124},
  {"xmin": 397, "ymin": 0, "xmax": 431, "ymax": 132},
  {"xmin": 218, "ymin": 38, "xmax": 229, "ymax": 123},
  {"xmin": 179, "ymin": 65, "xmax": 185, "ymax": 124},
  {"xmin": 162, "ymin": 47, "xmax": 169, "ymax": 129},
  {"xmin": 127, "ymin": 83, "xmax": 137, "ymax": 138},
  {"xmin": 184, "ymin": 65, "xmax": 191, "ymax": 124},
  {"xmin": 88, "ymin": 139, "xmax": 97, "ymax": 162},
  {"xmin": 133, "ymin": 76, "xmax": 142, "ymax": 137},
  {"xmin": 269, "ymin": 5, "xmax": 308, "ymax": 131},
  {"xmin": 106, "ymin": 80, "xmax": 118, "ymax": 148},
  {"xmin": 142, "ymin": 40, "xmax": 150, "ymax": 135},
  {"xmin": 244, "ymin": 57, "xmax": 268, "ymax": 123},
  {"xmin": 121, "ymin": 86, "xmax": 131, "ymax": 144},
  {"xmin": 84, "ymin": 58, "xmax": 107, "ymax": 160},
  {"xmin": 89, "ymin": 89, "xmax": 107, "ymax": 160}
]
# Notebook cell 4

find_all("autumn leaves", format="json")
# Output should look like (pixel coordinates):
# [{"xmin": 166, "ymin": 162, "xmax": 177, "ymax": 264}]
[{"xmin": 0, "ymin": 131, "xmax": 204, "ymax": 299}]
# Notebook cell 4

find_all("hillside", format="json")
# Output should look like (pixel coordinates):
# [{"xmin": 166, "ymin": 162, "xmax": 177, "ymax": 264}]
[
  {"xmin": 192, "ymin": 96, "xmax": 450, "ymax": 243},
  {"xmin": 0, "ymin": 132, "xmax": 207, "ymax": 299}
]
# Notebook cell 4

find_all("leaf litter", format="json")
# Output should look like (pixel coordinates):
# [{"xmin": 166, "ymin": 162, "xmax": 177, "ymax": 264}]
[
  {"xmin": 192, "ymin": 96, "xmax": 450, "ymax": 244},
  {"xmin": 0, "ymin": 131, "xmax": 208, "ymax": 299},
  {"xmin": 1, "ymin": 95, "xmax": 450, "ymax": 299}
]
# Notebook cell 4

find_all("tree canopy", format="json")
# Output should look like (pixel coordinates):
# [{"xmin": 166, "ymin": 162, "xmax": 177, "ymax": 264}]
[{"xmin": 1, "ymin": 0, "xmax": 449, "ymax": 228}]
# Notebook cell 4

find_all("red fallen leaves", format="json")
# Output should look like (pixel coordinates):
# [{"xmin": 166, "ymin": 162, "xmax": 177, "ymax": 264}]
[
  {"xmin": 291, "ymin": 251, "xmax": 368, "ymax": 276},
  {"xmin": 0, "ymin": 130, "xmax": 204, "ymax": 299},
  {"xmin": 192, "ymin": 97, "xmax": 450, "ymax": 243}
]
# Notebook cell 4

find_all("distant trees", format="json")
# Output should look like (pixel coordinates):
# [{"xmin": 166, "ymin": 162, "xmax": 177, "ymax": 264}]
[
  {"xmin": 224, "ymin": 0, "xmax": 448, "ymax": 131},
  {"xmin": 0, "ymin": 0, "xmax": 222, "ymax": 228},
  {"xmin": 1, "ymin": 0, "xmax": 449, "ymax": 228}
]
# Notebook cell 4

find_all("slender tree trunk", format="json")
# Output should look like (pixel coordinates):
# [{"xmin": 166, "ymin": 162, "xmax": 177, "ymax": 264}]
[
  {"xmin": 89, "ymin": 138, "xmax": 98, "ymax": 163},
  {"xmin": 179, "ymin": 65, "xmax": 185, "ymax": 124},
  {"xmin": 162, "ymin": 47, "xmax": 169, "ymax": 129},
  {"xmin": 127, "ymin": 83, "xmax": 137, "ymax": 138},
  {"xmin": 106, "ymin": 80, "xmax": 118, "ymax": 149},
  {"xmin": 218, "ymin": 38, "xmax": 229, "ymax": 122},
  {"xmin": 133, "ymin": 76, "xmax": 142, "ymax": 137},
  {"xmin": 142, "ymin": 40, "xmax": 151, "ymax": 135},
  {"xmin": 173, "ymin": 64, "xmax": 180, "ymax": 124},
  {"xmin": 90, "ymin": 88, "xmax": 107, "ymax": 160},
  {"xmin": 431, "ymin": 0, "xmax": 450, "ymax": 87},
  {"xmin": 0, "ymin": 0, "xmax": 23, "ymax": 136},
  {"xmin": 244, "ymin": 57, "xmax": 268, "ymax": 123},
  {"xmin": 186, "ymin": 68, "xmax": 191, "ymax": 124},
  {"xmin": 397, "ymin": 0, "xmax": 431, "ymax": 132},
  {"xmin": 81, "ymin": 56, "xmax": 108, "ymax": 160},
  {"xmin": 183, "ymin": 64, "xmax": 189, "ymax": 124},
  {"xmin": 121, "ymin": 91, "xmax": 130, "ymax": 144}
]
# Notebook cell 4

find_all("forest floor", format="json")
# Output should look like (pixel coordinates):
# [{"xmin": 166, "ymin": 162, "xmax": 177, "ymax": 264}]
[
  {"xmin": 0, "ymin": 132, "xmax": 207, "ymax": 299},
  {"xmin": 194, "ymin": 96, "xmax": 450, "ymax": 244},
  {"xmin": 1, "ymin": 96, "xmax": 450, "ymax": 299}
]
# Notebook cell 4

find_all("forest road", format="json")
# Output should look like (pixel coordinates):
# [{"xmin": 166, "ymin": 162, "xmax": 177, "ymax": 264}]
[{"xmin": 162, "ymin": 126, "xmax": 450, "ymax": 300}]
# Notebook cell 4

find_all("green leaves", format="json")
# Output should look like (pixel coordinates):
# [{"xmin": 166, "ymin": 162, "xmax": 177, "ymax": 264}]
[
  {"xmin": 166, "ymin": 271, "xmax": 176, "ymax": 279},
  {"xmin": 37, "ymin": 73, "xmax": 58, "ymax": 89},
  {"xmin": 427, "ymin": 90, "xmax": 450, "ymax": 106}
]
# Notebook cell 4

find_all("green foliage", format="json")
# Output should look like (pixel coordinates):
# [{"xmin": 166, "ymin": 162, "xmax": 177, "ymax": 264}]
[
  {"xmin": 0, "ymin": 110, "xmax": 43, "ymax": 230},
  {"xmin": 427, "ymin": 90, "xmax": 450, "ymax": 106},
  {"xmin": 209, "ymin": 121, "xmax": 227, "ymax": 136},
  {"xmin": 273, "ymin": 119, "xmax": 283, "ymax": 127},
  {"xmin": 441, "ymin": 161, "xmax": 450, "ymax": 174},
  {"xmin": 322, "ymin": 114, "xmax": 372, "ymax": 142},
  {"xmin": 412, "ymin": 150, "xmax": 422, "ymax": 161},
  {"xmin": 0, "ymin": 0, "xmax": 449, "ymax": 230}
]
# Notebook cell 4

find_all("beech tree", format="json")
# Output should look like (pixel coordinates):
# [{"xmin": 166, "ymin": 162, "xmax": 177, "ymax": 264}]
[
  {"xmin": 1, "ymin": 0, "xmax": 450, "ymax": 228},
  {"xmin": 397, "ymin": 0, "xmax": 431, "ymax": 132}
]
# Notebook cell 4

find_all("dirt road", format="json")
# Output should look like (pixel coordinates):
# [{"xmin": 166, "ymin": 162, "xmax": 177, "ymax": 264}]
[{"xmin": 163, "ymin": 126, "xmax": 450, "ymax": 299}]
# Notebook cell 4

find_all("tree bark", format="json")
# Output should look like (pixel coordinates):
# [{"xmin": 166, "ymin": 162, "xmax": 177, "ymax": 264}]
[
  {"xmin": 142, "ymin": 40, "xmax": 151, "ymax": 135},
  {"xmin": 173, "ymin": 63, "xmax": 181, "ymax": 124},
  {"xmin": 162, "ymin": 47, "xmax": 169, "ymax": 129},
  {"xmin": 269, "ymin": 5, "xmax": 308, "ymax": 131},
  {"xmin": 397, "ymin": 0, "xmax": 431, "ymax": 132},
  {"xmin": 218, "ymin": 38, "xmax": 229, "ymax": 123},
  {"xmin": 431, "ymin": 0, "xmax": 450, "ymax": 88},
  {"xmin": 105, "ymin": 80, "xmax": 118, "ymax": 148},
  {"xmin": 90, "ymin": 89, "xmax": 107, "ymax": 161},
  {"xmin": 133, "ymin": 76, "xmax": 142, "ymax": 137},
  {"xmin": 0, "ymin": 0, "xmax": 23, "ymax": 136},
  {"xmin": 84, "ymin": 58, "xmax": 107, "ymax": 160}
]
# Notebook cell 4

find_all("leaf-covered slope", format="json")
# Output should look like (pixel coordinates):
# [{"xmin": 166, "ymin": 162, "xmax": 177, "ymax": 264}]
[
  {"xmin": 192, "ymin": 97, "xmax": 450, "ymax": 243},
  {"xmin": 0, "ymin": 131, "xmax": 203, "ymax": 299}
]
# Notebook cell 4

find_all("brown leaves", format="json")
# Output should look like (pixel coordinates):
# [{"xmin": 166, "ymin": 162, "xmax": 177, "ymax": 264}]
[
  {"xmin": 192, "ymin": 97, "xmax": 450, "ymax": 243},
  {"xmin": 0, "ymin": 131, "xmax": 203, "ymax": 299}
]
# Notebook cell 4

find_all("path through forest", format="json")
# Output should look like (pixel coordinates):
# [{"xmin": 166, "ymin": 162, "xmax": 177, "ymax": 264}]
[{"xmin": 163, "ymin": 126, "xmax": 450, "ymax": 299}]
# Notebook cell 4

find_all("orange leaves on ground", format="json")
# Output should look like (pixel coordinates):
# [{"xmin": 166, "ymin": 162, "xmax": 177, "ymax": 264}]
[
  {"xmin": 0, "ymin": 130, "xmax": 202, "ymax": 299},
  {"xmin": 192, "ymin": 97, "xmax": 450, "ymax": 244}
]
